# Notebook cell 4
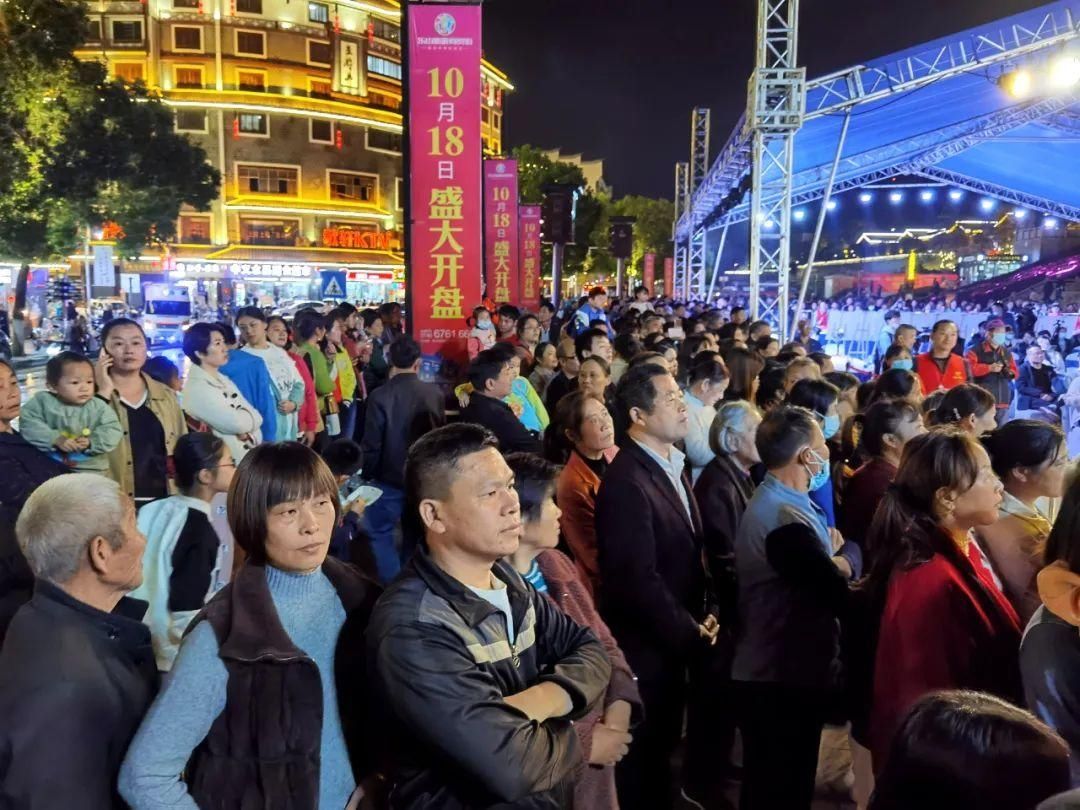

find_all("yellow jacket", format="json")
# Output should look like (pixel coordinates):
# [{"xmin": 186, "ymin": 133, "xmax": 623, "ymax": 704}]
[{"xmin": 104, "ymin": 374, "xmax": 187, "ymax": 498}]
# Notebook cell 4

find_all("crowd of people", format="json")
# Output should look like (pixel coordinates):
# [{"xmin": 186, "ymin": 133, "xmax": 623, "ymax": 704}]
[{"xmin": 2, "ymin": 286, "xmax": 1080, "ymax": 809}]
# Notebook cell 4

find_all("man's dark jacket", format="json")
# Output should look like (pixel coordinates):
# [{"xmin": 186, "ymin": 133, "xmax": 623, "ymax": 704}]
[
  {"xmin": 368, "ymin": 550, "xmax": 611, "ymax": 809},
  {"xmin": 361, "ymin": 372, "xmax": 446, "ymax": 488},
  {"xmin": 1017, "ymin": 362, "xmax": 1059, "ymax": 410},
  {"xmin": 0, "ymin": 580, "xmax": 158, "ymax": 808},
  {"xmin": 460, "ymin": 393, "xmax": 542, "ymax": 455},
  {"xmin": 595, "ymin": 439, "xmax": 713, "ymax": 681}
]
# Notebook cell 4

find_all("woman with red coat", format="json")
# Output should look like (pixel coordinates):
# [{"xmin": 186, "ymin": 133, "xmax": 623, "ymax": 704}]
[
  {"xmin": 864, "ymin": 428, "xmax": 1022, "ymax": 770},
  {"xmin": 505, "ymin": 453, "xmax": 642, "ymax": 810},
  {"xmin": 547, "ymin": 391, "xmax": 618, "ymax": 597}
]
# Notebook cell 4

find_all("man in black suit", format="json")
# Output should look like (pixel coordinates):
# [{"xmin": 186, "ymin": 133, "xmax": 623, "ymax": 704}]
[
  {"xmin": 460, "ymin": 349, "xmax": 543, "ymax": 455},
  {"xmin": 595, "ymin": 363, "xmax": 718, "ymax": 810},
  {"xmin": 361, "ymin": 335, "xmax": 446, "ymax": 580}
]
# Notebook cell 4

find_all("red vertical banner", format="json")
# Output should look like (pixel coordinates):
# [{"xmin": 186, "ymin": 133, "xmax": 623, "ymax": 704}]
[
  {"xmin": 643, "ymin": 253, "xmax": 656, "ymax": 294},
  {"xmin": 483, "ymin": 158, "xmax": 519, "ymax": 307},
  {"xmin": 407, "ymin": 4, "xmax": 482, "ymax": 372},
  {"xmin": 663, "ymin": 257, "xmax": 674, "ymax": 296},
  {"xmin": 519, "ymin": 204, "xmax": 541, "ymax": 310}
]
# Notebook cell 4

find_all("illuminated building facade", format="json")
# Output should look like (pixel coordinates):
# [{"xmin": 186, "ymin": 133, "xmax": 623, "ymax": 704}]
[{"xmin": 75, "ymin": 0, "xmax": 511, "ymax": 306}]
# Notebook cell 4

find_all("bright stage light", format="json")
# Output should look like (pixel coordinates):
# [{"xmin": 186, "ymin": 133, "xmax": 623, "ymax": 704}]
[
  {"xmin": 763, "ymin": 218, "xmax": 776, "ymax": 230},
  {"xmin": 793, "ymin": 209, "xmax": 806, "ymax": 222},
  {"xmin": 1045, "ymin": 217, "xmax": 1059, "ymax": 230},
  {"xmin": 859, "ymin": 192, "xmax": 873, "ymax": 204},
  {"xmin": 949, "ymin": 189, "xmax": 964, "ymax": 202},
  {"xmin": 889, "ymin": 191, "xmax": 904, "ymax": 204},
  {"xmin": 1050, "ymin": 55, "xmax": 1080, "ymax": 89},
  {"xmin": 826, "ymin": 200, "xmax": 838, "ymax": 212},
  {"xmin": 980, "ymin": 198, "xmax": 997, "ymax": 211},
  {"xmin": 1003, "ymin": 69, "xmax": 1034, "ymax": 98},
  {"xmin": 920, "ymin": 190, "xmax": 935, "ymax": 203},
  {"xmin": 1014, "ymin": 209, "xmax": 1028, "ymax": 220}
]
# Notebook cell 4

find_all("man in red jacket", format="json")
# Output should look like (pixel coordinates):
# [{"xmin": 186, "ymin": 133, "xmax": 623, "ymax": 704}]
[
  {"xmin": 965, "ymin": 318, "xmax": 1018, "ymax": 425},
  {"xmin": 916, "ymin": 320, "xmax": 970, "ymax": 394}
]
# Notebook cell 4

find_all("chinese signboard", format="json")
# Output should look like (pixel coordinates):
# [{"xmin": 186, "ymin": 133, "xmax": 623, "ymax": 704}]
[
  {"xmin": 643, "ymin": 253, "xmax": 656, "ymax": 294},
  {"xmin": 483, "ymin": 159, "xmax": 519, "ymax": 307},
  {"xmin": 337, "ymin": 39, "xmax": 363, "ymax": 96},
  {"xmin": 519, "ymin": 205, "xmax": 541, "ymax": 309},
  {"xmin": 407, "ymin": 3, "xmax": 483, "ymax": 368},
  {"xmin": 322, "ymin": 228, "xmax": 393, "ymax": 250}
]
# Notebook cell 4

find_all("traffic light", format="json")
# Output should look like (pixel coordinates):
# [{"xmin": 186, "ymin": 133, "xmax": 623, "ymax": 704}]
[
  {"xmin": 609, "ymin": 216, "xmax": 635, "ymax": 260},
  {"xmin": 540, "ymin": 184, "xmax": 576, "ymax": 245}
]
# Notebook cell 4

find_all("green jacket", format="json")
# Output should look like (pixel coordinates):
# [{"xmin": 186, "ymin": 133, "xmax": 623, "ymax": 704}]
[
  {"xmin": 294, "ymin": 341, "xmax": 335, "ymax": 399},
  {"xmin": 19, "ymin": 391, "xmax": 124, "ymax": 473}
]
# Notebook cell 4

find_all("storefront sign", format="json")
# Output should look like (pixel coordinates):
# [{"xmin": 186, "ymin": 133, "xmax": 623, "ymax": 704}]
[
  {"xmin": 483, "ymin": 159, "xmax": 519, "ymax": 307},
  {"xmin": 643, "ymin": 253, "xmax": 656, "ymax": 294},
  {"xmin": 175, "ymin": 261, "xmax": 310, "ymax": 279},
  {"xmin": 663, "ymin": 256, "xmax": 674, "ymax": 295},
  {"xmin": 338, "ymin": 39, "xmax": 364, "ymax": 96},
  {"xmin": 519, "ymin": 205, "xmax": 541, "ymax": 309},
  {"xmin": 407, "ymin": 3, "xmax": 483, "ymax": 370},
  {"xmin": 346, "ymin": 269, "xmax": 394, "ymax": 283},
  {"xmin": 92, "ymin": 245, "xmax": 116, "ymax": 289},
  {"xmin": 322, "ymin": 228, "xmax": 393, "ymax": 250}
]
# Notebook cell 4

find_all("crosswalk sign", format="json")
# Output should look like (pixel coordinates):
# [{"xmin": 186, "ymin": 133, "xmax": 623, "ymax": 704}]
[{"xmin": 320, "ymin": 270, "xmax": 347, "ymax": 300}]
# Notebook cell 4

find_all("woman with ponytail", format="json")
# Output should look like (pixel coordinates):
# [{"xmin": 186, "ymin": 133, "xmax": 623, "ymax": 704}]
[
  {"xmin": 932, "ymin": 383, "xmax": 998, "ymax": 436},
  {"xmin": 865, "ymin": 429, "xmax": 1022, "ymax": 769}
]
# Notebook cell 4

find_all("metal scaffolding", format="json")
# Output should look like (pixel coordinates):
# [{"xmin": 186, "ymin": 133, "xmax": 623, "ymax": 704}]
[
  {"xmin": 687, "ymin": 108, "xmax": 711, "ymax": 299},
  {"xmin": 747, "ymin": 0, "xmax": 805, "ymax": 338},
  {"xmin": 672, "ymin": 161, "xmax": 689, "ymax": 298}
]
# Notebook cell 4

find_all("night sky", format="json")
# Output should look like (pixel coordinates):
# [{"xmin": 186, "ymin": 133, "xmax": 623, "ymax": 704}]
[{"xmin": 483, "ymin": 0, "xmax": 1052, "ymax": 200}]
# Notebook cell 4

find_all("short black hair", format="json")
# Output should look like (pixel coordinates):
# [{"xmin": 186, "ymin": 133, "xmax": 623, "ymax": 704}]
[
  {"xmin": 575, "ymin": 327, "xmax": 609, "ymax": 362},
  {"xmin": 216, "ymin": 322, "xmax": 238, "ymax": 346},
  {"xmin": 687, "ymin": 351, "xmax": 728, "ymax": 387},
  {"xmin": 755, "ymin": 365, "xmax": 787, "ymax": 410},
  {"xmin": 467, "ymin": 349, "xmax": 509, "ymax": 391},
  {"xmin": 539, "ymin": 300, "xmax": 555, "ymax": 313},
  {"xmin": 294, "ymin": 310, "xmax": 324, "ymax": 342},
  {"xmin": 45, "ymin": 351, "xmax": 92, "ymax": 387},
  {"xmin": 754, "ymin": 335, "xmax": 779, "ymax": 353},
  {"xmin": 612, "ymin": 332, "xmax": 643, "ymax": 361},
  {"xmin": 614, "ymin": 361, "xmax": 668, "ymax": 421},
  {"xmin": 516, "ymin": 313, "xmax": 539, "ymax": 337},
  {"xmin": 931, "ymin": 319, "xmax": 956, "ymax": 335},
  {"xmin": 378, "ymin": 302, "xmax": 400, "ymax": 317},
  {"xmin": 857, "ymin": 398, "xmax": 921, "ymax": 457},
  {"xmin": 717, "ymin": 322, "xmax": 740, "ymax": 341},
  {"xmin": 633, "ymin": 285, "xmax": 648, "ymax": 297},
  {"xmin": 143, "ymin": 355, "xmax": 180, "ymax": 387},
  {"xmin": 100, "ymin": 317, "xmax": 146, "ymax": 345},
  {"xmin": 747, "ymin": 320, "xmax": 771, "ymax": 339},
  {"xmin": 884, "ymin": 309, "xmax": 900, "ymax": 322},
  {"xmin": 337, "ymin": 302, "xmax": 357, "ymax": 317},
  {"xmin": 235, "ymin": 306, "xmax": 267, "ymax": 323},
  {"xmin": 825, "ymin": 371, "xmax": 859, "ymax": 394},
  {"xmin": 182, "ymin": 322, "xmax": 225, "ymax": 365},
  {"xmin": 505, "ymin": 452, "xmax": 560, "ymax": 523},
  {"xmin": 787, "ymin": 378, "xmax": 839, "ymax": 418},
  {"xmin": 173, "ymin": 432, "xmax": 226, "ymax": 493},
  {"xmin": 387, "ymin": 335, "xmax": 422, "ymax": 370},
  {"xmin": 883, "ymin": 344, "xmax": 911, "ymax": 364},
  {"xmin": 497, "ymin": 304, "xmax": 520, "ymax": 323},
  {"xmin": 756, "ymin": 405, "xmax": 820, "ymax": 469},
  {"xmin": 982, "ymin": 419, "xmax": 1064, "ymax": 479},
  {"xmin": 322, "ymin": 438, "xmax": 364, "ymax": 477}
]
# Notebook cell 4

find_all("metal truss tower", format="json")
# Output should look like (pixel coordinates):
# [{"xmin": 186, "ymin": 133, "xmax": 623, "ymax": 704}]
[
  {"xmin": 747, "ymin": 0, "xmax": 805, "ymax": 339},
  {"xmin": 687, "ymin": 108, "xmax": 711, "ymax": 299},
  {"xmin": 672, "ymin": 161, "xmax": 689, "ymax": 298}
]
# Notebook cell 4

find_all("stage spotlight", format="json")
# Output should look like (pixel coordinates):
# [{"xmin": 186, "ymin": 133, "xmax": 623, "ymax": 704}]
[
  {"xmin": 1003, "ymin": 69, "xmax": 1034, "ymax": 98},
  {"xmin": 1050, "ymin": 54, "xmax": 1080, "ymax": 89},
  {"xmin": 793, "ymin": 208, "xmax": 806, "ymax": 222},
  {"xmin": 980, "ymin": 198, "xmax": 996, "ymax": 212},
  {"xmin": 1014, "ymin": 209, "xmax": 1027, "ymax": 220},
  {"xmin": 920, "ymin": 190, "xmax": 935, "ymax": 203},
  {"xmin": 889, "ymin": 191, "xmax": 904, "ymax": 204},
  {"xmin": 1045, "ymin": 217, "xmax": 1059, "ymax": 230},
  {"xmin": 949, "ymin": 189, "xmax": 964, "ymax": 202},
  {"xmin": 763, "ymin": 218, "xmax": 776, "ymax": 230},
  {"xmin": 859, "ymin": 192, "xmax": 873, "ymax": 204},
  {"xmin": 826, "ymin": 200, "xmax": 838, "ymax": 212}
]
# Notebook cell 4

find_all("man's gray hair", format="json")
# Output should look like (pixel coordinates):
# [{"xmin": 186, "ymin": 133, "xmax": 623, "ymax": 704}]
[
  {"xmin": 710, "ymin": 400, "xmax": 760, "ymax": 456},
  {"xmin": 16, "ymin": 474, "xmax": 128, "ymax": 583}
]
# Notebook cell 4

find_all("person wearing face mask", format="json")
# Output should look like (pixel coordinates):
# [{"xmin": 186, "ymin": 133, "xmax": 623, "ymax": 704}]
[
  {"xmin": 965, "ymin": 319, "xmax": 1018, "ymax": 426},
  {"xmin": 467, "ymin": 305, "xmax": 497, "ymax": 359},
  {"xmin": 881, "ymin": 343, "xmax": 914, "ymax": 373},
  {"xmin": 683, "ymin": 352, "xmax": 730, "ymax": 483},
  {"xmin": 865, "ymin": 429, "xmax": 1022, "ymax": 770},
  {"xmin": 733, "ymin": 406, "xmax": 855, "ymax": 809},
  {"xmin": 787, "ymin": 379, "xmax": 845, "ymax": 532},
  {"xmin": 120, "ymin": 442, "xmax": 382, "ymax": 810},
  {"xmin": 0, "ymin": 474, "xmax": 158, "ymax": 808}
]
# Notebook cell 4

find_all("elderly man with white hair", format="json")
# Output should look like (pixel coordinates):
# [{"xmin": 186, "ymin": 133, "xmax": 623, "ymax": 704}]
[{"xmin": 0, "ymin": 474, "xmax": 158, "ymax": 809}]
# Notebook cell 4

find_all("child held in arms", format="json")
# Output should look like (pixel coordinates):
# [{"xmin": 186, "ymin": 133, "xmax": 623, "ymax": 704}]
[{"xmin": 20, "ymin": 350, "xmax": 123, "ymax": 472}]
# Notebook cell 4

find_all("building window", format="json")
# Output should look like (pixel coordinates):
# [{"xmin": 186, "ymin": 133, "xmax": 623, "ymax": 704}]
[
  {"xmin": 241, "ymin": 218, "xmax": 300, "ymax": 246},
  {"xmin": 235, "ymin": 30, "xmax": 265, "ymax": 57},
  {"xmin": 112, "ymin": 20, "xmax": 143, "ymax": 43},
  {"xmin": 86, "ymin": 19, "xmax": 102, "ymax": 42},
  {"xmin": 174, "ymin": 66, "xmax": 204, "ymax": 88},
  {"xmin": 237, "ymin": 164, "xmax": 298, "ymax": 196},
  {"xmin": 307, "ymin": 39, "xmax": 331, "ymax": 66},
  {"xmin": 237, "ymin": 113, "xmax": 268, "ymax": 136},
  {"xmin": 329, "ymin": 171, "xmax": 377, "ymax": 203},
  {"xmin": 366, "ymin": 55, "xmax": 402, "ymax": 80},
  {"xmin": 395, "ymin": 177, "xmax": 403, "ymax": 211},
  {"xmin": 308, "ymin": 2, "xmax": 329, "ymax": 23},
  {"xmin": 173, "ymin": 26, "xmax": 203, "ymax": 52},
  {"xmin": 179, "ymin": 216, "xmax": 211, "ymax": 243},
  {"xmin": 310, "ymin": 119, "xmax": 333, "ymax": 144},
  {"xmin": 366, "ymin": 129, "xmax": 402, "ymax": 154},
  {"xmin": 309, "ymin": 78, "xmax": 332, "ymax": 98},
  {"xmin": 367, "ymin": 91, "xmax": 401, "ymax": 110},
  {"xmin": 237, "ymin": 69, "xmax": 266, "ymax": 91},
  {"xmin": 175, "ymin": 110, "xmax": 207, "ymax": 132},
  {"xmin": 372, "ymin": 19, "xmax": 400, "ymax": 43},
  {"xmin": 173, "ymin": 0, "xmax": 200, "ymax": 7},
  {"xmin": 114, "ymin": 62, "xmax": 145, "ymax": 83},
  {"xmin": 236, "ymin": 0, "xmax": 262, "ymax": 13}
]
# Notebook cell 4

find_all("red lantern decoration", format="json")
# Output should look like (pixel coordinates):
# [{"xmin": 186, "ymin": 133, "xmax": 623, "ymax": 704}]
[
  {"xmin": 197, "ymin": 0, "xmax": 203, "ymax": 13},
  {"xmin": 335, "ymin": 129, "xmax": 343, "ymax": 150},
  {"xmin": 367, "ymin": 19, "xmax": 375, "ymax": 45},
  {"xmin": 232, "ymin": 117, "xmax": 240, "ymax": 139},
  {"xmin": 333, "ymin": 14, "xmax": 340, "ymax": 33}
]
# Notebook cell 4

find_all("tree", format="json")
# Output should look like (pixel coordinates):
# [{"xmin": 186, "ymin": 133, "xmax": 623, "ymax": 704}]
[
  {"xmin": 0, "ymin": 0, "xmax": 220, "ymax": 353},
  {"xmin": 611, "ymin": 195, "xmax": 674, "ymax": 273}
]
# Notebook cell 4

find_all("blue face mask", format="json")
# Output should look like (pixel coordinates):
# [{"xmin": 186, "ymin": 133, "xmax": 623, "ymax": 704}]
[
  {"xmin": 992, "ymin": 332, "xmax": 1008, "ymax": 347},
  {"xmin": 476, "ymin": 320, "xmax": 492, "ymax": 331},
  {"xmin": 891, "ymin": 358, "xmax": 913, "ymax": 371},
  {"xmin": 806, "ymin": 448, "xmax": 831, "ymax": 491},
  {"xmin": 823, "ymin": 413, "xmax": 841, "ymax": 440}
]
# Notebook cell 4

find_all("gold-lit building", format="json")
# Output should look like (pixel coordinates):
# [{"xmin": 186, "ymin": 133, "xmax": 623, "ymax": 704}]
[{"xmin": 75, "ymin": 0, "xmax": 512, "ymax": 306}]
